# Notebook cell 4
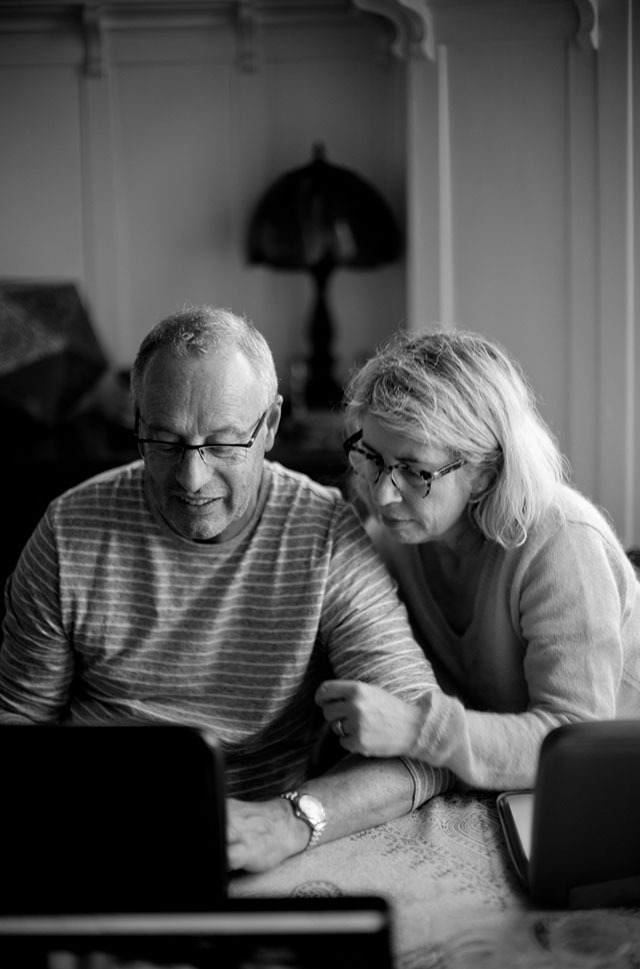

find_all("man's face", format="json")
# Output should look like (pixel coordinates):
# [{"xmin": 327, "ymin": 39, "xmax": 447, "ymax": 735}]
[{"xmin": 137, "ymin": 344, "xmax": 280, "ymax": 542}]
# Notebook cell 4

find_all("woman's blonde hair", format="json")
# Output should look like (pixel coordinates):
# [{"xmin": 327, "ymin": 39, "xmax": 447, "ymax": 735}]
[{"xmin": 343, "ymin": 327, "xmax": 568, "ymax": 548}]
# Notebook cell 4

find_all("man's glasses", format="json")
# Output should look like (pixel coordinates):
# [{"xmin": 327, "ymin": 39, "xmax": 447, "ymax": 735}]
[
  {"xmin": 134, "ymin": 409, "xmax": 268, "ymax": 466},
  {"xmin": 343, "ymin": 430, "xmax": 465, "ymax": 499}
]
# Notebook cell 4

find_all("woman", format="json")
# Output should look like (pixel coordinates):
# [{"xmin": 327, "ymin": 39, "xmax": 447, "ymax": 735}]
[{"xmin": 316, "ymin": 328, "xmax": 640, "ymax": 789}]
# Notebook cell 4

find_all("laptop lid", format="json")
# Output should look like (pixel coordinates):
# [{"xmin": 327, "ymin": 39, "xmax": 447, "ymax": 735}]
[
  {"xmin": 0, "ymin": 897, "xmax": 394, "ymax": 969},
  {"xmin": 498, "ymin": 720, "xmax": 640, "ymax": 908},
  {"xmin": 0, "ymin": 723, "xmax": 227, "ymax": 914}
]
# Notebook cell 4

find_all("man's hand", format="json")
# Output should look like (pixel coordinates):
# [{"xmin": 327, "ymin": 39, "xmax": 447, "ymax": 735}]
[
  {"xmin": 315, "ymin": 679, "xmax": 426, "ymax": 757},
  {"xmin": 226, "ymin": 796, "xmax": 311, "ymax": 873}
]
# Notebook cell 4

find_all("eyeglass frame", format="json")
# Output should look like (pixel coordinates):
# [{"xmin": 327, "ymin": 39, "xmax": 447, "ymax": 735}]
[
  {"xmin": 343, "ymin": 429, "xmax": 466, "ymax": 499},
  {"xmin": 134, "ymin": 407, "xmax": 269, "ymax": 465}
]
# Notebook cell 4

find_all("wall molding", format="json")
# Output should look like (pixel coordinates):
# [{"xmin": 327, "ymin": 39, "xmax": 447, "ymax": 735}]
[
  {"xmin": 352, "ymin": 0, "xmax": 432, "ymax": 59},
  {"xmin": 3, "ymin": 0, "xmax": 596, "ymax": 74},
  {"xmin": 0, "ymin": 0, "xmax": 371, "ymax": 75},
  {"xmin": 354, "ymin": 0, "xmax": 598, "ymax": 62}
]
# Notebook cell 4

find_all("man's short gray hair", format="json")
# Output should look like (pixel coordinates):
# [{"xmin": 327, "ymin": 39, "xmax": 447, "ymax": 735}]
[{"xmin": 130, "ymin": 305, "xmax": 278, "ymax": 410}]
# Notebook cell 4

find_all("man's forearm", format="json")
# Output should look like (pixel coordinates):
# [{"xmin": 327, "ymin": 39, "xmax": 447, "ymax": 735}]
[
  {"xmin": 227, "ymin": 755, "xmax": 415, "ymax": 873},
  {"xmin": 226, "ymin": 754, "xmax": 452, "ymax": 873},
  {"xmin": 301, "ymin": 754, "xmax": 417, "ymax": 843}
]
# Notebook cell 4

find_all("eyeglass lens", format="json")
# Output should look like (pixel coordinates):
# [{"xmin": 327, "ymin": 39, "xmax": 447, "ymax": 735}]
[
  {"xmin": 141, "ymin": 442, "xmax": 250, "ymax": 466},
  {"xmin": 347, "ymin": 449, "xmax": 428, "ymax": 495}
]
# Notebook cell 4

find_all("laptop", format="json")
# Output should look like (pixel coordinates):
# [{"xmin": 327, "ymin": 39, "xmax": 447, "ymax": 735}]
[
  {"xmin": 0, "ymin": 723, "xmax": 228, "ymax": 914},
  {"xmin": 497, "ymin": 720, "xmax": 640, "ymax": 908},
  {"xmin": 0, "ymin": 897, "xmax": 394, "ymax": 968}
]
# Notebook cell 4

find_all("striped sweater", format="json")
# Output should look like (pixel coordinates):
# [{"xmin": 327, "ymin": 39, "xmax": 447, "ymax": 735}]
[{"xmin": 0, "ymin": 460, "xmax": 446, "ymax": 801}]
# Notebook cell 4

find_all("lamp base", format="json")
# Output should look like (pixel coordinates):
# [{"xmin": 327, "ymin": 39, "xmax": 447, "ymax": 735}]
[
  {"xmin": 305, "ymin": 267, "xmax": 343, "ymax": 410},
  {"xmin": 305, "ymin": 371, "xmax": 343, "ymax": 410}
]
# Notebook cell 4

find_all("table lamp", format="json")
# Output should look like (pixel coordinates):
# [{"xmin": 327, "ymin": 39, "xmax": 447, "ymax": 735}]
[{"xmin": 247, "ymin": 143, "xmax": 401, "ymax": 409}]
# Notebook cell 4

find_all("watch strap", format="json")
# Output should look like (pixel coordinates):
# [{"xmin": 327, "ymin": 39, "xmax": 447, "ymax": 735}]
[{"xmin": 280, "ymin": 790, "xmax": 327, "ymax": 850}]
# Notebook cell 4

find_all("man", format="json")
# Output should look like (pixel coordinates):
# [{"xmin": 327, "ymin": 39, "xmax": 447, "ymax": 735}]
[{"xmin": 0, "ymin": 306, "xmax": 450, "ymax": 873}]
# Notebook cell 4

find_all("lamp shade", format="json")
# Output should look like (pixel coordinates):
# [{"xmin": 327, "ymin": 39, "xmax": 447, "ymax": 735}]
[
  {"xmin": 246, "ymin": 144, "xmax": 401, "ymax": 409},
  {"xmin": 247, "ymin": 143, "xmax": 401, "ymax": 271}
]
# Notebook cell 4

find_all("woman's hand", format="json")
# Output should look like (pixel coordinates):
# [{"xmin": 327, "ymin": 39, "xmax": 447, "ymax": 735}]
[{"xmin": 315, "ymin": 680, "xmax": 425, "ymax": 758}]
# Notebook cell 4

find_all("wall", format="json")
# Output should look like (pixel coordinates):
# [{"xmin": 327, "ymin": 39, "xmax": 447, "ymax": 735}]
[
  {"xmin": 0, "ymin": 1, "xmax": 406, "ymax": 395},
  {"xmin": 1, "ymin": 0, "xmax": 638, "ymax": 543},
  {"xmin": 396, "ymin": 0, "xmax": 639, "ymax": 545}
]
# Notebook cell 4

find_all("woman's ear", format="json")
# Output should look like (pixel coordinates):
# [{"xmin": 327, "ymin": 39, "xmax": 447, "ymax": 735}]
[
  {"xmin": 263, "ymin": 395, "xmax": 283, "ymax": 451},
  {"xmin": 470, "ymin": 461, "xmax": 502, "ymax": 500}
]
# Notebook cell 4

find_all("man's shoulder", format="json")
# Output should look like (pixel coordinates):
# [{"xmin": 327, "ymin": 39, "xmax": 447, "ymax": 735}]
[
  {"xmin": 262, "ymin": 461, "xmax": 364, "ymax": 536},
  {"xmin": 264, "ymin": 460, "xmax": 347, "ymax": 509},
  {"xmin": 49, "ymin": 461, "xmax": 145, "ymax": 515}
]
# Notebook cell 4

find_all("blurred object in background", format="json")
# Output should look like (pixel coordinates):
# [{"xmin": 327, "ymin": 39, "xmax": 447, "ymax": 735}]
[
  {"xmin": 0, "ymin": 280, "xmax": 108, "ymax": 447},
  {"xmin": 90, "ymin": 366, "xmax": 132, "ymax": 428},
  {"xmin": 247, "ymin": 143, "xmax": 401, "ymax": 410},
  {"xmin": 0, "ymin": 282, "xmax": 134, "ymax": 622}
]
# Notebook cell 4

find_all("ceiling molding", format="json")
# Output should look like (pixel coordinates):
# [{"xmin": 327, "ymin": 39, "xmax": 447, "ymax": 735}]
[
  {"xmin": 351, "ymin": 0, "xmax": 599, "ymax": 62},
  {"xmin": 573, "ymin": 0, "xmax": 598, "ymax": 50},
  {"xmin": 0, "ymin": 0, "xmax": 599, "ymax": 77},
  {"xmin": 351, "ymin": 0, "xmax": 432, "ymax": 60},
  {"xmin": 0, "ymin": 0, "xmax": 363, "ymax": 75},
  {"xmin": 0, "ymin": 0, "xmax": 357, "ymax": 27},
  {"xmin": 81, "ymin": 1, "xmax": 103, "ymax": 76}
]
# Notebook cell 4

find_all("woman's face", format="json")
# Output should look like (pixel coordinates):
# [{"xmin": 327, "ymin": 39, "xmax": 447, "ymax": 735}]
[{"xmin": 357, "ymin": 415, "xmax": 475, "ymax": 545}]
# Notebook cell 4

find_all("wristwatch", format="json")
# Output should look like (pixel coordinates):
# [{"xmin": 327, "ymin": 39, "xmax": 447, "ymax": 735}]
[{"xmin": 280, "ymin": 790, "xmax": 327, "ymax": 850}]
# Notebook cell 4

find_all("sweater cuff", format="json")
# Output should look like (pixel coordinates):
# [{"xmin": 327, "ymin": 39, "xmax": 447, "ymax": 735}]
[
  {"xmin": 410, "ymin": 690, "xmax": 471, "ymax": 777},
  {"xmin": 400, "ymin": 756, "xmax": 455, "ymax": 810}
]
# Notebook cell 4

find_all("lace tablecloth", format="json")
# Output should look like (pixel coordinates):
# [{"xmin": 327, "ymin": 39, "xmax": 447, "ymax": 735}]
[{"xmin": 230, "ymin": 792, "xmax": 640, "ymax": 968}]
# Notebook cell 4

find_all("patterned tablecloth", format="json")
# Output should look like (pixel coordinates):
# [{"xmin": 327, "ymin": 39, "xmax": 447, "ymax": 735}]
[{"xmin": 229, "ymin": 792, "xmax": 640, "ymax": 968}]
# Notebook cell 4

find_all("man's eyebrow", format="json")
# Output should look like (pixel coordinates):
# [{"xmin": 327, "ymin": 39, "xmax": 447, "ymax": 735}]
[{"xmin": 143, "ymin": 418, "xmax": 245, "ymax": 440}]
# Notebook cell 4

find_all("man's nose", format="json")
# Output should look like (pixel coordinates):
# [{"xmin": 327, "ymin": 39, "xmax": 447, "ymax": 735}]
[{"xmin": 174, "ymin": 448, "xmax": 213, "ymax": 491}]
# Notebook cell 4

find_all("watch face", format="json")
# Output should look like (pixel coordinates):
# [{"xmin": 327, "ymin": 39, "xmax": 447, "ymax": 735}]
[{"xmin": 298, "ymin": 794, "xmax": 324, "ymax": 824}]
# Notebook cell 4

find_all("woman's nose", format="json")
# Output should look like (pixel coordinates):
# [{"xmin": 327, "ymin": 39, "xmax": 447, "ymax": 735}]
[{"xmin": 371, "ymin": 469, "xmax": 402, "ymax": 505}]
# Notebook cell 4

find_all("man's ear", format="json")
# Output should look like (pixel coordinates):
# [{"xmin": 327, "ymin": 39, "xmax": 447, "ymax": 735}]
[{"xmin": 263, "ymin": 395, "xmax": 283, "ymax": 451}]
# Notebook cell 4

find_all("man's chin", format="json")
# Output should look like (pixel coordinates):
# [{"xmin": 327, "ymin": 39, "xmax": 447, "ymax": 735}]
[
  {"xmin": 158, "ymin": 492, "xmax": 257, "ymax": 544},
  {"xmin": 164, "ymin": 501, "xmax": 227, "ymax": 543}
]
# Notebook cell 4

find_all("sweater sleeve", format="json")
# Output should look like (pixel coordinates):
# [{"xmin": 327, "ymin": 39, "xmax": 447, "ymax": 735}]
[
  {"xmin": 322, "ymin": 504, "xmax": 455, "ymax": 803},
  {"xmin": 0, "ymin": 510, "xmax": 75, "ymax": 723},
  {"xmin": 409, "ymin": 518, "xmax": 635, "ymax": 790},
  {"xmin": 322, "ymin": 504, "xmax": 442, "ymax": 699},
  {"xmin": 400, "ymin": 755, "xmax": 455, "ymax": 808}
]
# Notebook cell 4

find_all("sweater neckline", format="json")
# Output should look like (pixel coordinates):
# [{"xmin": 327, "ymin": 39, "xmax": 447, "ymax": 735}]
[
  {"xmin": 142, "ymin": 464, "xmax": 273, "ymax": 553},
  {"xmin": 417, "ymin": 538, "xmax": 498, "ymax": 641}
]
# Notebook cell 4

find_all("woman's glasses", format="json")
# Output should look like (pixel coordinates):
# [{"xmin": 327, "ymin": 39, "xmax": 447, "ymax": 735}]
[{"xmin": 343, "ymin": 430, "xmax": 465, "ymax": 499}]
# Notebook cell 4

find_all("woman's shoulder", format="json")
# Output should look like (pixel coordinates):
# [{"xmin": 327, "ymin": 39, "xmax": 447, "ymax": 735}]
[
  {"xmin": 512, "ymin": 484, "xmax": 631, "ymax": 576},
  {"xmin": 534, "ymin": 485, "xmax": 621, "ymax": 542}
]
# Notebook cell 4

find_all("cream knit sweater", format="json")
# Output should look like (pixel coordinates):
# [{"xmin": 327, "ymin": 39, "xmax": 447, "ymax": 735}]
[{"xmin": 369, "ymin": 486, "xmax": 640, "ymax": 789}]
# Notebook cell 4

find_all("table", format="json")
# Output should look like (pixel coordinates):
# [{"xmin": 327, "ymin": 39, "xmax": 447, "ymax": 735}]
[{"xmin": 230, "ymin": 792, "xmax": 640, "ymax": 968}]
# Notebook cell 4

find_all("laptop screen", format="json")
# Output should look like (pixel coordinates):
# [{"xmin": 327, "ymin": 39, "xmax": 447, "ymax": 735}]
[
  {"xmin": 502, "ymin": 791, "xmax": 534, "ymax": 861},
  {"xmin": 0, "ymin": 723, "xmax": 228, "ymax": 914}
]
